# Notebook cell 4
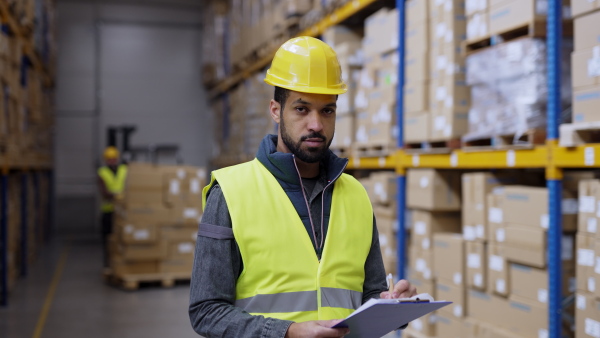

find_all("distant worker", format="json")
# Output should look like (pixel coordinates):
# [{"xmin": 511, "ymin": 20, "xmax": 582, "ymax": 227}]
[
  {"xmin": 189, "ymin": 36, "xmax": 416, "ymax": 337},
  {"xmin": 97, "ymin": 146, "xmax": 127, "ymax": 268}
]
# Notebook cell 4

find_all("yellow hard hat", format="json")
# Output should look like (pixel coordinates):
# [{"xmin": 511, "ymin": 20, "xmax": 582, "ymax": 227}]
[
  {"xmin": 264, "ymin": 36, "xmax": 347, "ymax": 95},
  {"xmin": 103, "ymin": 146, "xmax": 120, "ymax": 160}
]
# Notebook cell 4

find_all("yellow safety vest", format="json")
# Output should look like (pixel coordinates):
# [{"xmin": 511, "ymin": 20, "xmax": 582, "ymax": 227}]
[
  {"xmin": 203, "ymin": 159, "xmax": 373, "ymax": 322},
  {"xmin": 98, "ymin": 164, "xmax": 128, "ymax": 213}
]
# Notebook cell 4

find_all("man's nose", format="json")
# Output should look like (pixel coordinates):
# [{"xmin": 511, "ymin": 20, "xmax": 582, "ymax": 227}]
[{"xmin": 307, "ymin": 111, "xmax": 324, "ymax": 132}]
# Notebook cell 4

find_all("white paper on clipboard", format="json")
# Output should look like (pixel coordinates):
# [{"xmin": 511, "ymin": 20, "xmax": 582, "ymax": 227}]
[{"xmin": 332, "ymin": 293, "xmax": 451, "ymax": 338}]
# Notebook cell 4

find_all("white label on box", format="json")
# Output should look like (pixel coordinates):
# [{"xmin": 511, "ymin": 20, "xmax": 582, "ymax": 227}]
[
  {"xmin": 436, "ymin": 23, "xmax": 446, "ymax": 39},
  {"xmin": 374, "ymin": 182, "xmax": 386, "ymax": 201},
  {"xmin": 538, "ymin": 329, "xmax": 548, "ymax": 338},
  {"xmin": 415, "ymin": 221, "xmax": 426, "ymax": 235},
  {"xmin": 133, "ymin": 229, "xmax": 150, "ymax": 240},
  {"xmin": 378, "ymin": 157, "xmax": 386, "ymax": 167},
  {"xmin": 178, "ymin": 242, "xmax": 194, "ymax": 254},
  {"xmin": 540, "ymin": 214, "xmax": 549, "ymax": 229},
  {"xmin": 506, "ymin": 150, "xmax": 516, "ymax": 167},
  {"xmin": 124, "ymin": 225, "xmax": 134, "ymax": 234},
  {"xmin": 444, "ymin": 0, "xmax": 453, "ymax": 11},
  {"xmin": 474, "ymin": 273, "xmax": 483, "ymax": 287},
  {"xmin": 445, "ymin": 96, "xmax": 453, "ymax": 108},
  {"xmin": 170, "ymin": 180, "xmax": 180, "ymax": 195},
  {"xmin": 562, "ymin": 198, "xmax": 578, "ymax": 215},
  {"xmin": 190, "ymin": 178, "xmax": 201, "ymax": 194},
  {"xmin": 413, "ymin": 155, "xmax": 420, "ymax": 167},
  {"xmin": 184, "ymin": 208, "xmax": 199, "ymax": 219},
  {"xmin": 420, "ymin": 177, "xmax": 429, "ymax": 188},
  {"xmin": 476, "ymin": 203, "xmax": 483, "ymax": 211},
  {"xmin": 580, "ymin": 196, "xmax": 596, "ymax": 213},
  {"xmin": 436, "ymin": 86, "xmax": 447, "ymax": 101},
  {"xmin": 579, "ymin": 249, "xmax": 595, "ymax": 266},
  {"xmin": 468, "ymin": 253, "xmax": 481, "ymax": 268},
  {"xmin": 434, "ymin": 115, "xmax": 446, "ymax": 130},
  {"xmin": 489, "ymin": 207, "xmax": 503, "ymax": 223},
  {"xmin": 577, "ymin": 294, "xmax": 586, "ymax": 310},
  {"xmin": 453, "ymin": 304, "xmax": 462, "ymax": 317},
  {"xmin": 585, "ymin": 318, "xmax": 600, "ymax": 338},
  {"xmin": 490, "ymin": 255, "xmax": 504, "ymax": 272},
  {"xmin": 588, "ymin": 218, "xmax": 598, "ymax": 233},
  {"xmin": 562, "ymin": 236, "xmax": 574, "ymax": 260},
  {"xmin": 588, "ymin": 54, "xmax": 600, "ymax": 78},
  {"xmin": 422, "ymin": 238, "xmax": 431, "ymax": 250},
  {"xmin": 585, "ymin": 147, "xmax": 595, "ymax": 166},
  {"xmin": 412, "ymin": 318, "xmax": 423, "ymax": 331},
  {"xmin": 476, "ymin": 224, "xmax": 485, "ymax": 238},
  {"xmin": 595, "ymin": 257, "xmax": 600, "ymax": 274},
  {"xmin": 596, "ymin": 201, "xmax": 600, "ymax": 217},
  {"xmin": 496, "ymin": 279, "xmax": 506, "ymax": 293},
  {"xmin": 177, "ymin": 169, "xmax": 186, "ymax": 179},
  {"xmin": 463, "ymin": 226, "xmax": 476, "ymax": 241},
  {"xmin": 589, "ymin": 277, "xmax": 596, "ymax": 292},
  {"xmin": 379, "ymin": 234, "xmax": 388, "ymax": 246},
  {"xmin": 197, "ymin": 168, "xmax": 206, "ymax": 178},
  {"xmin": 537, "ymin": 289, "xmax": 548, "ymax": 303},
  {"xmin": 496, "ymin": 228, "xmax": 506, "ymax": 242},
  {"xmin": 453, "ymin": 273, "xmax": 462, "ymax": 285},
  {"xmin": 353, "ymin": 156, "xmax": 360, "ymax": 168},
  {"xmin": 416, "ymin": 258, "xmax": 426, "ymax": 272},
  {"xmin": 424, "ymin": 268, "xmax": 432, "ymax": 280},
  {"xmin": 436, "ymin": 55, "xmax": 447, "ymax": 70},
  {"xmin": 450, "ymin": 152, "xmax": 458, "ymax": 167},
  {"xmin": 443, "ymin": 125, "xmax": 452, "ymax": 137}
]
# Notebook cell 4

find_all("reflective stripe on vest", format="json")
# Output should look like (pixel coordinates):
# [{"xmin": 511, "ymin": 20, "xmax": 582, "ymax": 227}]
[
  {"xmin": 98, "ymin": 164, "xmax": 127, "ymax": 212},
  {"xmin": 203, "ymin": 159, "xmax": 373, "ymax": 322}
]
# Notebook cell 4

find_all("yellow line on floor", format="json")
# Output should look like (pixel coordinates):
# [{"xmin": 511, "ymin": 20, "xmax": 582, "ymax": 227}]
[{"xmin": 32, "ymin": 248, "xmax": 69, "ymax": 338}]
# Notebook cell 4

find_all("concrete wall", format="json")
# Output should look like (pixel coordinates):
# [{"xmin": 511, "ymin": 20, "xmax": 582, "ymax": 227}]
[{"xmin": 55, "ymin": 0, "xmax": 210, "ymax": 232}]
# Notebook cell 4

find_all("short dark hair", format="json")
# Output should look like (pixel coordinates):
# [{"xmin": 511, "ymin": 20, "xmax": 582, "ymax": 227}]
[{"xmin": 274, "ymin": 86, "xmax": 290, "ymax": 109}]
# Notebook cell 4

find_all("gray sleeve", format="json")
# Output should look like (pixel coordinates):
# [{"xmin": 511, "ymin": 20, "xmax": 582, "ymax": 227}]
[
  {"xmin": 189, "ymin": 184, "xmax": 293, "ymax": 338},
  {"xmin": 361, "ymin": 214, "xmax": 389, "ymax": 303}
]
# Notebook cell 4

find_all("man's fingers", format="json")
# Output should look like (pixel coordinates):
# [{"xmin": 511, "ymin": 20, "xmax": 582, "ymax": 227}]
[{"xmin": 393, "ymin": 279, "xmax": 410, "ymax": 296}]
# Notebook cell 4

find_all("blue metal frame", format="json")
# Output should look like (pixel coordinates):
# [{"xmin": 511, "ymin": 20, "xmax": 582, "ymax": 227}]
[
  {"xmin": 547, "ymin": 0, "xmax": 563, "ymax": 337},
  {"xmin": 1, "ymin": 174, "xmax": 8, "ymax": 306},
  {"xmin": 20, "ymin": 173, "xmax": 28, "ymax": 277},
  {"xmin": 396, "ymin": 0, "xmax": 406, "ymax": 281}
]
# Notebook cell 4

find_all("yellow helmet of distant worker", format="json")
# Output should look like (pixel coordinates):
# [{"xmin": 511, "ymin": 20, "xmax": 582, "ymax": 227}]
[
  {"xmin": 103, "ymin": 146, "xmax": 120, "ymax": 160},
  {"xmin": 264, "ymin": 36, "xmax": 347, "ymax": 95}
]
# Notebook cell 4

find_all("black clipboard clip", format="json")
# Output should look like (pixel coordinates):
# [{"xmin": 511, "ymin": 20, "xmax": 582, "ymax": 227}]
[{"xmin": 397, "ymin": 297, "xmax": 430, "ymax": 304}]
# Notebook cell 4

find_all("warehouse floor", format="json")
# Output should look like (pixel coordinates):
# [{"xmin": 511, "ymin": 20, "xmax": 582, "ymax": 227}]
[{"xmin": 0, "ymin": 233, "xmax": 198, "ymax": 338}]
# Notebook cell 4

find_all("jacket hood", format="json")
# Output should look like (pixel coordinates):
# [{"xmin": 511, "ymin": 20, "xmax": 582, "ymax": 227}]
[{"xmin": 256, "ymin": 134, "xmax": 348, "ymax": 186}]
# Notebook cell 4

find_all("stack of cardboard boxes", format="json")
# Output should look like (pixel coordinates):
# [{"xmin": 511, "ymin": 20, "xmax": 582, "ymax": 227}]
[
  {"xmin": 576, "ymin": 178, "xmax": 600, "ymax": 337},
  {"xmin": 109, "ymin": 163, "xmax": 206, "ymax": 279},
  {"xmin": 571, "ymin": 3, "xmax": 600, "ymax": 123},
  {"xmin": 405, "ymin": 168, "xmax": 462, "ymax": 336}
]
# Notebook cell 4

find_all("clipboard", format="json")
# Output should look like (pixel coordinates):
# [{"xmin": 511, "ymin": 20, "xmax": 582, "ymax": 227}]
[{"xmin": 331, "ymin": 294, "xmax": 451, "ymax": 338}]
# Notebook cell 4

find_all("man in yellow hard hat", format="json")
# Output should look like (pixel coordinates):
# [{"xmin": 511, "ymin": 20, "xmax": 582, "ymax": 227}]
[
  {"xmin": 189, "ymin": 36, "xmax": 416, "ymax": 337},
  {"xmin": 97, "ymin": 146, "xmax": 127, "ymax": 267}
]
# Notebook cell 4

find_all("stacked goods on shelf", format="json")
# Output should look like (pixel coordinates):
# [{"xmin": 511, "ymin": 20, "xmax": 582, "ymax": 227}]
[
  {"xmin": 109, "ymin": 163, "xmax": 207, "ymax": 282},
  {"xmin": 354, "ymin": 7, "xmax": 398, "ymax": 157},
  {"xmin": 201, "ymin": 0, "xmax": 229, "ymax": 87},
  {"xmin": 464, "ymin": 0, "xmax": 573, "ymax": 148},
  {"xmin": 405, "ymin": 168, "xmax": 462, "ymax": 337},
  {"xmin": 576, "ymin": 178, "xmax": 600, "ymax": 337},
  {"xmin": 560, "ymin": 5, "xmax": 600, "ymax": 146},
  {"xmin": 324, "ymin": 25, "xmax": 362, "ymax": 157}
]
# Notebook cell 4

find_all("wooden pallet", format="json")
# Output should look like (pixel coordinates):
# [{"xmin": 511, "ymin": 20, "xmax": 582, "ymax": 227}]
[
  {"xmin": 105, "ymin": 271, "xmax": 191, "ymax": 291},
  {"xmin": 462, "ymin": 129, "xmax": 546, "ymax": 151},
  {"xmin": 329, "ymin": 146, "xmax": 353, "ymax": 158},
  {"xmin": 465, "ymin": 19, "xmax": 573, "ymax": 55},
  {"xmin": 404, "ymin": 138, "xmax": 461, "ymax": 155},
  {"xmin": 354, "ymin": 142, "xmax": 396, "ymax": 157},
  {"xmin": 559, "ymin": 121, "xmax": 600, "ymax": 147}
]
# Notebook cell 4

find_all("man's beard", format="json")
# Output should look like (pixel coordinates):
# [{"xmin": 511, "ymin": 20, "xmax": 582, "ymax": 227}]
[{"xmin": 280, "ymin": 115, "xmax": 333, "ymax": 163}]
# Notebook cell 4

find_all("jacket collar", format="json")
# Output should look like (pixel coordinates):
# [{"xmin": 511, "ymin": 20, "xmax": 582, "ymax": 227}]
[{"xmin": 256, "ymin": 134, "xmax": 348, "ymax": 186}]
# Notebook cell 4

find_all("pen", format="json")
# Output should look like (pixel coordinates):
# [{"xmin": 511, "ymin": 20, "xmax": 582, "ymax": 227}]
[{"xmin": 387, "ymin": 273, "xmax": 394, "ymax": 296}]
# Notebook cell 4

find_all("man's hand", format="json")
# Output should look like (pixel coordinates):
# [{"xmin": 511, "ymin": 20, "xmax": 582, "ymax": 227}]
[
  {"xmin": 285, "ymin": 320, "xmax": 350, "ymax": 338},
  {"xmin": 380, "ymin": 279, "xmax": 417, "ymax": 299}
]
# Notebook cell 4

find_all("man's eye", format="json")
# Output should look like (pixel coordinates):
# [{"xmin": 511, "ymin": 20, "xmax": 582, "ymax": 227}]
[
  {"xmin": 296, "ymin": 107, "xmax": 307, "ymax": 113},
  {"xmin": 324, "ymin": 109, "xmax": 335, "ymax": 115}
]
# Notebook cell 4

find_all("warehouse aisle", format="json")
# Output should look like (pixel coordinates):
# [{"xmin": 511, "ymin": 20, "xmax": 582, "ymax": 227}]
[{"xmin": 0, "ymin": 234, "xmax": 198, "ymax": 338}]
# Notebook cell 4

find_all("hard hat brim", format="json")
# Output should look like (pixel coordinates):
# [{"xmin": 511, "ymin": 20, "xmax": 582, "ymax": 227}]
[{"xmin": 264, "ymin": 78, "xmax": 348, "ymax": 95}]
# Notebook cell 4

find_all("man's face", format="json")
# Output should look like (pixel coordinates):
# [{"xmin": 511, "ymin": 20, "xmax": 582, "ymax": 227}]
[
  {"xmin": 277, "ymin": 91, "xmax": 337, "ymax": 163},
  {"xmin": 105, "ymin": 158, "xmax": 118, "ymax": 167}
]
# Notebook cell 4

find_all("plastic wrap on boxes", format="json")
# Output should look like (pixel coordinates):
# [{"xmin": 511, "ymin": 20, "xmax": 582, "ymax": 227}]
[{"xmin": 464, "ymin": 38, "xmax": 572, "ymax": 141}]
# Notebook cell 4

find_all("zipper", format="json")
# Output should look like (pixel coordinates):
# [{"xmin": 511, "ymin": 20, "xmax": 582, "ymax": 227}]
[
  {"xmin": 319, "ymin": 160, "xmax": 348, "ymax": 250},
  {"xmin": 292, "ymin": 155, "xmax": 320, "ymax": 253}
]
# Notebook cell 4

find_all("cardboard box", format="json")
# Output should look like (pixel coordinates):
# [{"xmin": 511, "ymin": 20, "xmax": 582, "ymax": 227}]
[
  {"xmin": 436, "ymin": 279, "xmax": 467, "ymax": 318},
  {"xmin": 406, "ymin": 52, "xmax": 430, "ymax": 83},
  {"xmin": 564, "ymin": 171, "xmax": 596, "ymax": 194},
  {"xmin": 502, "ymin": 224, "xmax": 546, "ymax": 252},
  {"xmin": 487, "ymin": 191, "xmax": 504, "ymax": 243},
  {"xmin": 322, "ymin": 25, "xmax": 362, "ymax": 48},
  {"xmin": 429, "ymin": 75, "xmax": 470, "ymax": 111},
  {"xmin": 364, "ymin": 8, "xmax": 398, "ymax": 57},
  {"xmin": 462, "ymin": 172, "xmax": 519, "ymax": 241},
  {"xmin": 159, "ymin": 258, "xmax": 194, "ymax": 274},
  {"xmin": 467, "ymin": 289, "xmax": 509, "ymax": 327},
  {"xmin": 411, "ymin": 210, "xmax": 461, "ymax": 251},
  {"xmin": 572, "ymin": 0, "xmax": 600, "ymax": 18},
  {"xmin": 405, "ymin": 20, "xmax": 429, "ymax": 57},
  {"xmin": 466, "ymin": 12, "xmax": 489, "ymax": 43},
  {"xmin": 466, "ymin": 0, "xmax": 489, "ymax": 16},
  {"xmin": 488, "ymin": 244, "xmax": 510, "ymax": 296},
  {"xmin": 116, "ymin": 242, "xmax": 167, "ymax": 261},
  {"xmin": 429, "ymin": 0, "xmax": 468, "ymax": 19},
  {"xmin": 370, "ymin": 171, "xmax": 397, "ymax": 206},
  {"xmin": 573, "ymin": 85, "xmax": 600, "ymax": 123},
  {"xmin": 435, "ymin": 313, "xmax": 466, "ymax": 337},
  {"xmin": 502, "ymin": 233, "xmax": 575, "ymax": 269},
  {"xmin": 501, "ymin": 186, "xmax": 577, "ymax": 232},
  {"xmin": 429, "ymin": 14, "xmax": 467, "ymax": 52},
  {"xmin": 506, "ymin": 295, "xmax": 548, "ymax": 337},
  {"xmin": 407, "ymin": 275, "xmax": 436, "ymax": 296},
  {"xmin": 409, "ymin": 244, "xmax": 434, "ymax": 280},
  {"xmin": 572, "ymin": 48, "xmax": 600, "ymax": 89},
  {"xmin": 367, "ymin": 88, "xmax": 398, "ymax": 146},
  {"xmin": 575, "ymin": 10, "xmax": 600, "ymax": 51},
  {"xmin": 111, "ymin": 258, "xmax": 159, "ymax": 276},
  {"xmin": 114, "ymin": 204, "xmax": 173, "ymax": 225},
  {"xmin": 575, "ymin": 292, "xmax": 600, "ymax": 338},
  {"xmin": 115, "ymin": 221, "xmax": 159, "ymax": 244},
  {"xmin": 378, "ymin": 215, "xmax": 398, "ymax": 276},
  {"xmin": 407, "ymin": 313, "xmax": 437, "ymax": 336},
  {"xmin": 578, "ymin": 179, "xmax": 600, "ymax": 236},
  {"xmin": 404, "ymin": 111, "xmax": 430, "ymax": 143},
  {"xmin": 510, "ymin": 264, "xmax": 576, "ymax": 305},
  {"xmin": 406, "ymin": 0, "xmax": 429, "ymax": 26},
  {"xmin": 430, "ymin": 108, "xmax": 469, "ymax": 141},
  {"xmin": 407, "ymin": 169, "xmax": 462, "ymax": 211},
  {"xmin": 466, "ymin": 241, "xmax": 487, "ymax": 291},
  {"xmin": 489, "ymin": 0, "xmax": 546, "ymax": 36},
  {"xmin": 433, "ymin": 233, "xmax": 465, "ymax": 285},
  {"xmin": 404, "ymin": 81, "xmax": 429, "ymax": 113},
  {"xmin": 577, "ymin": 234, "xmax": 598, "ymax": 294},
  {"xmin": 171, "ymin": 206, "xmax": 203, "ymax": 226},
  {"xmin": 331, "ymin": 114, "xmax": 354, "ymax": 150}
]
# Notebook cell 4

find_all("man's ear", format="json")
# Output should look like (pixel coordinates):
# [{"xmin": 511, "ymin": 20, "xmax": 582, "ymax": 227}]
[{"xmin": 269, "ymin": 99, "xmax": 281, "ymax": 124}]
